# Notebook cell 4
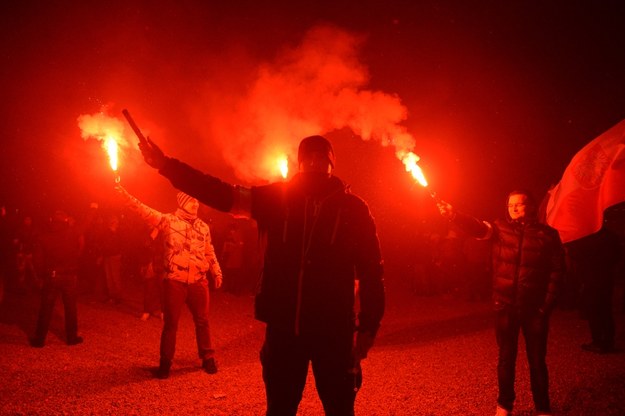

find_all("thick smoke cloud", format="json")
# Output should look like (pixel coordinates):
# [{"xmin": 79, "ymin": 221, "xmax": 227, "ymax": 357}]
[{"xmin": 205, "ymin": 24, "xmax": 417, "ymax": 182}]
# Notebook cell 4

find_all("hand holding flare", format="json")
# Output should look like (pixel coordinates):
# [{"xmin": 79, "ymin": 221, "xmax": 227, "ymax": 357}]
[{"xmin": 122, "ymin": 109, "xmax": 167, "ymax": 169}]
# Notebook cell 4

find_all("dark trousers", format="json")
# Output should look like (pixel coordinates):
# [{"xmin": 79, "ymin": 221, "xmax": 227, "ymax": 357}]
[
  {"xmin": 260, "ymin": 325, "xmax": 359, "ymax": 416},
  {"xmin": 582, "ymin": 271, "xmax": 615, "ymax": 348},
  {"xmin": 143, "ymin": 277, "xmax": 162, "ymax": 315},
  {"xmin": 160, "ymin": 278, "xmax": 213, "ymax": 363},
  {"xmin": 496, "ymin": 305, "xmax": 550, "ymax": 413},
  {"xmin": 34, "ymin": 273, "xmax": 79, "ymax": 342}
]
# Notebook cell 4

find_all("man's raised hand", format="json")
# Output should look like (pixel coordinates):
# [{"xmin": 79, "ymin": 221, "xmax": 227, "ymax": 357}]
[{"xmin": 139, "ymin": 136, "xmax": 167, "ymax": 170}]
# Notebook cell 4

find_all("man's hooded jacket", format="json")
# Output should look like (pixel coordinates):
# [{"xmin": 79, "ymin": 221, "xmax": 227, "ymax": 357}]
[{"xmin": 159, "ymin": 158, "xmax": 385, "ymax": 337}]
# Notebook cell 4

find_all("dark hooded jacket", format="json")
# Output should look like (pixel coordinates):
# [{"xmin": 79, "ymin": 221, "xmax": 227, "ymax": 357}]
[
  {"xmin": 159, "ymin": 158, "xmax": 385, "ymax": 336},
  {"xmin": 452, "ymin": 211, "xmax": 564, "ymax": 312}
]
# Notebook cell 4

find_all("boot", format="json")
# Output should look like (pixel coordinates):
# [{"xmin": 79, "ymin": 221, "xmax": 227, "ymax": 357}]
[
  {"xmin": 29, "ymin": 337, "xmax": 45, "ymax": 348},
  {"xmin": 156, "ymin": 359, "xmax": 171, "ymax": 379},
  {"xmin": 67, "ymin": 336, "xmax": 83, "ymax": 346},
  {"xmin": 202, "ymin": 357, "xmax": 218, "ymax": 374}
]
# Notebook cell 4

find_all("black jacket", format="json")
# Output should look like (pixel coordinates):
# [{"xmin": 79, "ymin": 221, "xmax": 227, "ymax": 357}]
[
  {"xmin": 453, "ymin": 212, "xmax": 564, "ymax": 312},
  {"xmin": 160, "ymin": 158, "xmax": 385, "ymax": 336}
]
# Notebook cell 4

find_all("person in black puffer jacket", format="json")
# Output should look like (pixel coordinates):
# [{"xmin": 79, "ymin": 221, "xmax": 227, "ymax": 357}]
[
  {"xmin": 438, "ymin": 190, "xmax": 564, "ymax": 416},
  {"xmin": 138, "ymin": 134, "xmax": 385, "ymax": 416}
]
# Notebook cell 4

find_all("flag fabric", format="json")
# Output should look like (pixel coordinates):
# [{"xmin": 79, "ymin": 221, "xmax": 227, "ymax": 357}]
[{"xmin": 546, "ymin": 118, "xmax": 625, "ymax": 243}]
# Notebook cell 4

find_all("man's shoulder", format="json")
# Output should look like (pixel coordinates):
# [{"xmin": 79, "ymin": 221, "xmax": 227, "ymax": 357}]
[{"xmin": 251, "ymin": 182, "xmax": 285, "ymax": 198}]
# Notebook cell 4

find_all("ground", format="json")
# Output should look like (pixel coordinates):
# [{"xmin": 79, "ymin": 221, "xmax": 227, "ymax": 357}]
[{"xmin": 0, "ymin": 280, "xmax": 624, "ymax": 415}]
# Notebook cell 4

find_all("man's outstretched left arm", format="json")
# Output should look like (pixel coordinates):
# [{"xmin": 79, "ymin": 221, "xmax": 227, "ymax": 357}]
[{"xmin": 353, "ymin": 200, "xmax": 385, "ymax": 361}]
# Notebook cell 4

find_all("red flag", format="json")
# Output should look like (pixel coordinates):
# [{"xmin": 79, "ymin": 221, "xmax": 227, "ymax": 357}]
[{"xmin": 546, "ymin": 118, "xmax": 625, "ymax": 243}]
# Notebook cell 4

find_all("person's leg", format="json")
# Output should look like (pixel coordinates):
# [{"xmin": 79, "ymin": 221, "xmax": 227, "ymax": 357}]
[
  {"xmin": 596, "ymin": 273, "xmax": 615, "ymax": 349},
  {"xmin": 261, "ymin": 326, "xmax": 310, "ymax": 416},
  {"xmin": 310, "ymin": 330, "xmax": 358, "ymax": 416},
  {"xmin": 103, "ymin": 257, "xmax": 113, "ymax": 301},
  {"xmin": 60, "ymin": 274, "xmax": 80, "ymax": 343},
  {"xmin": 143, "ymin": 265, "xmax": 161, "ymax": 316},
  {"xmin": 32, "ymin": 278, "xmax": 59, "ymax": 345},
  {"xmin": 522, "ymin": 309, "xmax": 551, "ymax": 414},
  {"xmin": 187, "ymin": 280, "xmax": 214, "ymax": 360},
  {"xmin": 159, "ymin": 279, "xmax": 186, "ymax": 372},
  {"xmin": 584, "ymin": 276, "xmax": 603, "ymax": 345},
  {"xmin": 110, "ymin": 254, "xmax": 123, "ymax": 302},
  {"xmin": 495, "ymin": 306, "xmax": 520, "ymax": 413}
]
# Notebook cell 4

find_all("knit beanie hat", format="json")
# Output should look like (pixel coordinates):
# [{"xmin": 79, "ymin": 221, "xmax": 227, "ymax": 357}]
[
  {"xmin": 177, "ymin": 191, "xmax": 195, "ymax": 208},
  {"xmin": 298, "ymin": 135, "xmax": 335, "ymax": 168}
]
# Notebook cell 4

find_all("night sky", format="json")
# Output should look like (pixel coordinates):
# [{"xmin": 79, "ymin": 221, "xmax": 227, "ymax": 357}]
[{"xmin": 2, "ymin": 1, "xmax": 625, "ymax": 257}]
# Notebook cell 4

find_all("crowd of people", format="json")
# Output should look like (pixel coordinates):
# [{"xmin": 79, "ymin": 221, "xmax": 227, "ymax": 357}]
[
  {"xmin": 0, "ymin": 203, "xmax": 260, "ymax": 301},
  {"xmin": 0, "ymin": 133, "xmax": 624, "ymax": 416}
]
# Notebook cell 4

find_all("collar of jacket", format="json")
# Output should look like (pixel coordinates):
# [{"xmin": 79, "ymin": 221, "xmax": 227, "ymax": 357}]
[
  {"xmin": 174, "ymin": 208, "xmax": 198, "ymax": 224},
  {"xmin": 289, "ymin": 173, "xmax": 347, "ymax": 198}
]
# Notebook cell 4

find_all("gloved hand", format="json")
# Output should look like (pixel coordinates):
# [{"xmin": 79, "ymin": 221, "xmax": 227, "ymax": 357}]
[
  {"xmin": 353, "ymin": 330, "xmax": 375, "ymax": 362},
  {"xmin": 436, "ymin": 200, "xmax": 455, "ymax": 220},
  {"xmin": 139, "ymin": 136, "xmax": 167, "ymax": 169}
]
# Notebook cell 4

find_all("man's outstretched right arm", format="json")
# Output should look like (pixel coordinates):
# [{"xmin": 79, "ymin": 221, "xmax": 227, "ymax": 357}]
[
  {"xmin": 139, "ymin": 138, "xmax": 251, "ymax": 216},
  {"xmin": 116, "ymin": 185, "xmax": 164, "ymax": 228}
]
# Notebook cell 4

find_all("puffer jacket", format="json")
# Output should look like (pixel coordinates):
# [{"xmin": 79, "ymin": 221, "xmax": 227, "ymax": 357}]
[
  {"xmin": 453, "ymin": 212, "xmax": 564, "ymax": 312},
  {"xmin": 120, "ymin": 188, "xmax": 222, "ymax": 284},
  {"xmin": 160, "ymin": 158, "xmax": 385, "ymax": 337}
]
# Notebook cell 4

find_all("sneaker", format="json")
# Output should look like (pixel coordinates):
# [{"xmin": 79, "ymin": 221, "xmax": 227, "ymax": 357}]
[
  {"xmin": 29, "ymin": 338, "xmax": 45, "ymax": 348},
  {"xmin": 140, "ymin": 313, "xmax": 150, "ymax": 321},
  {"xmin": 202, "ymin": 357, "xmax": 218, "ymax": 374},
  {"xmin": 495, "ymin": 405, "xmax": 511, "ymax": 416},
  {"xmin": 67, "ymin": 336, "xmax": 83, "ymax": 346}
]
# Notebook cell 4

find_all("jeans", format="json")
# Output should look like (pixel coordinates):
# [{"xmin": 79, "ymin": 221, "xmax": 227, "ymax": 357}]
[
  {"xmin": 160, "ymin": 279, "xmax": 213, "ymax": 362},
  {"xmin": 496, "ymin": 304, "xmax": 550, "ymax": 413},
  {"xmin": 260, "ymin": 325, "xmax": 360, "ymax": 416}
]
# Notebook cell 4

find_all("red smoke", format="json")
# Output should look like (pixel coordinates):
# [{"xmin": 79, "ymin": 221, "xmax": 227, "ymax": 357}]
[{"xmin": 204, "ymin": 24, "xmax": 419, "ymax": 182}]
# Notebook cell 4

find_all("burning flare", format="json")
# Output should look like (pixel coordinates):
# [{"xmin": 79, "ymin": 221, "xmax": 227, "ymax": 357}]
[
  {"xmin": 105, "ymin": 137, "xmax": 119, "ymax": 172},
  {"xmin": 399, "ymin": 151, "xmax": 428, "ymax": 187},
  {"xmin": 77, "ymin": 110, "xmax": 131, "ymax": 181},
  {"xmin": 278, "ymin": 155, "xmax": 289, "ymax": 179}
]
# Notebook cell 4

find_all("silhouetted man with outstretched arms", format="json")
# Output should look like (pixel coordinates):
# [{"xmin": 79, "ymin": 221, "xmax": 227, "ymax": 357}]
[{"xmin": 138, "ymin": 135, "xmax": 385, "ymax": 416}]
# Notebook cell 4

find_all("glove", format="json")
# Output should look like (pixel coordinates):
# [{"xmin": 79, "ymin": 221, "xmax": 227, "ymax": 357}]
[
  {"xmin": 139, "ymin": 136, "xmax": 167, "ymax": 169},
  {"xmin": 353, "ymin": 330, "xmax": 375, "ymax": 362},
  {"xmin": 436, "ymin": 200, "xmax": 456, "ymax": 220}
]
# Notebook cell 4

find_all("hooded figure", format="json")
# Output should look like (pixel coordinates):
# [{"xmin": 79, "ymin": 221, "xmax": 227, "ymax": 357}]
[{"xmin": 117, "ymin": 185, "xmax": 222, "ymax": 379}]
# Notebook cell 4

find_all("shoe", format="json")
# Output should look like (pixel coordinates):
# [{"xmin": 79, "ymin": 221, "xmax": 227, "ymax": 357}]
[
  {"xmin": 202, "ymin": 357, "xmax": 218, "ymax": 374},
  {"xmin": 495, "ymin": 405, "xmax": 511, "ymax": 416},
  {"xmin": 581, "ymin": 342, "xmax": 614, "ymax": 354},
  {"xmin": 29, "ymin": 338, "xmax": 45, "ymax": 348},
  {"xmin": 140, "ymin": 313, "xmax": 150, "ymax": 321},
  {"xmin": 156, "ymin": 359, "xmax": 171, "ymax": 379},
  {"xmin": 67, "ymin": 336, "xmax": 83, "ymax": 346}
]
